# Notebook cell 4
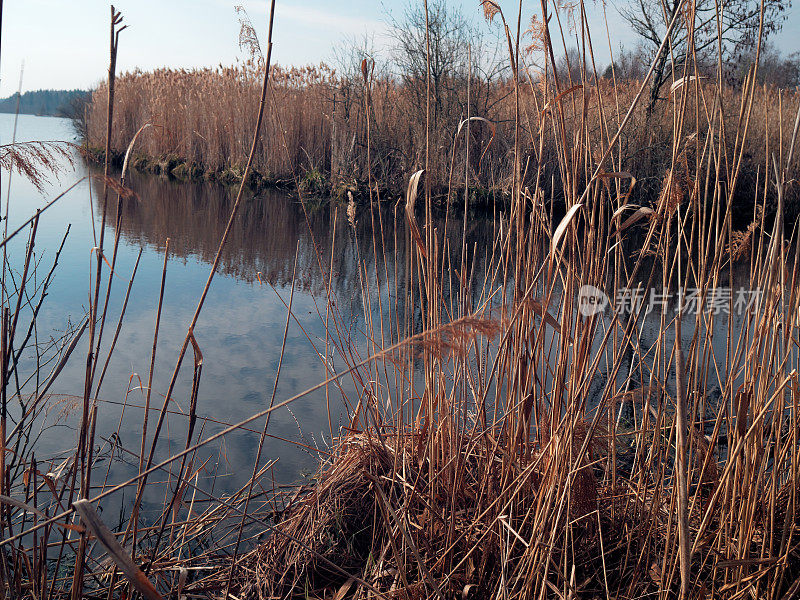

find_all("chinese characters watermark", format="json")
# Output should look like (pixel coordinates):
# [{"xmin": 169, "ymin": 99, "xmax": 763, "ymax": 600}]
[{"xmin": 578, "ymin": 285, "xmax": 762, "ymax": 317}]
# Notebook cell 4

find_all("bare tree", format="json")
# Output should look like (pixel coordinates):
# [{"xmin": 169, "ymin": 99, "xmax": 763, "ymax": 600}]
[
  {"xmin": 331, "ymin": 35, "xmax": 387, "ymax": 178},
  {"xmin": 557, "ymin": 47, "xmax": 592, "ymax": 86},
  {"xmin": 390, "ymin": 0, "xmax": 473, "ymax": 135},
  {"xmin": 617, "ymin": 0, "xmax": 791, "ymax": 108},
  {"xmin": 388, "ymin": 0, "xmax": 508, "ymax": 181},
  {"xmin": 330, "ymin": 1, "xmax": 507, "ymax": 185},
  {"xmin": 734, "ymin": 42, "xmax": 800, "ymax": 87},
  {"xmin": 602, "ymin": 44, "xmax": 650, "ymax": 81}
]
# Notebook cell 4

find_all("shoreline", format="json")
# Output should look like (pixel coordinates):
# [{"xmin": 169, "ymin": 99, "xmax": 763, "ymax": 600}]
[
  {"xmin": 81, "ymin": 145, "xmax": 794, "ymax": 232},
  {"xmin": 83, "ymin": 145, "xmax": 511, "ymax": 210}
]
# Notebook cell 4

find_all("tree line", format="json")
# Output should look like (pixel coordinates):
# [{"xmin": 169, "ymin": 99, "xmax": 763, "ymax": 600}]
[{"xmin": 0, "ymin": 89, "xmax": 89, "ymax": 118}]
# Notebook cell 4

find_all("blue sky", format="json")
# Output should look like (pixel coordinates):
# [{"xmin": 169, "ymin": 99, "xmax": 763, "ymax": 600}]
[{"xmin": 1, "ymin": 0, "xmax": 799, "ymax": 97}]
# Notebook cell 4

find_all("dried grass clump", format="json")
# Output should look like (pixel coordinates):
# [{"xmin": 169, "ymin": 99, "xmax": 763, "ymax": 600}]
[
  {"xmin": 224, "ymin": 409, "xmax": 800, "ymax": 600},
  {"xmin": 231, "ymin": 435, "xmax": 396, "ymax": 597},
  {"xmin": 225, "ymin": 426, "xmax": 632, "ymax": 600},
  {"xmin": 727, "ymin": 205, "xmax": 762, "ymax": 261}
]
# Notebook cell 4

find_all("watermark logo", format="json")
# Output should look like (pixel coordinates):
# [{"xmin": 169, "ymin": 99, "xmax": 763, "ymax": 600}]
[
  {"xmin": 616, "ymin": 287, "xmax": 761, "ymax": 316},
  {"xmin": 578, "ymin": 285, "xmax": 610, "ymax": 316},
  {"xmin": 577, "ymin": 286, "xmax": 762, "ymax": 317}
]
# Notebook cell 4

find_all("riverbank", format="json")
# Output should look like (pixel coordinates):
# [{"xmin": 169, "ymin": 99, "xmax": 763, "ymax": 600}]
[
  {"xmin": 79, "ymin": 66, "xmax": 800, "ymax": 227},
  {"xmin": 83, "ymin": 145, "xmax": 509, "ymax": 209}
]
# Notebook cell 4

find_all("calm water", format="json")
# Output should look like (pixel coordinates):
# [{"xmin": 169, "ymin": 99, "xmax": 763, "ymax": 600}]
[{"xmin": 2, "ymin": 114, "xmax": 499, "ymax": 516}]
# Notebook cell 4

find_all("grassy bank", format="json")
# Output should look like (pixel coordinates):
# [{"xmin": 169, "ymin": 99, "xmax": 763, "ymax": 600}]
[{"xmin": 82, "ymin": 144, "xmax": 509, "ymax": 211}]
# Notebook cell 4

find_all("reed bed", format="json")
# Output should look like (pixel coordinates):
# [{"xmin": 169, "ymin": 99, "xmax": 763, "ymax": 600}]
[
  {"xmin": 2, "ymin": 0, "xmax": 800, "ymax": 599},
  {"xmin": 83, "ymin": 55, "xmax": 800, "ymax": 209}
]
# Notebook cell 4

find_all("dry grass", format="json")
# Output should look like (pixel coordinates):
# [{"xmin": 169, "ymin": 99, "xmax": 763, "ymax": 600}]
[{"xmin": 0, "ymin": 141, "xmax": 75, "ymax": 192}]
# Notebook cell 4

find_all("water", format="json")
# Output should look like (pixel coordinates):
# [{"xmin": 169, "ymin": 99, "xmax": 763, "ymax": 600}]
[{"xmin": 2, "ymin": 114, "xmax": 501, "ymax": 517}]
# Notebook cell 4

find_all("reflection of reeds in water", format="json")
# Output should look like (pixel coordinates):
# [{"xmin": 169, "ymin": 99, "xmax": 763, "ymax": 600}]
[
  {"xmin": 96, "ymin": 170, "xmax": 495, "ymax": 304},
  {"xmin": 97, "ymin": 171, "xmax": 352, "ymax": 291}
]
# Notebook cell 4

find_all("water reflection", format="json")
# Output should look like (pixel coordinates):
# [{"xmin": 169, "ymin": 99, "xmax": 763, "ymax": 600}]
[
  {"xmin": 110, "ymin": 173, "xmax": 348, "ymax": 289},
  {"xmin": 96, "ymin": 171, "xmax": 500, "ymax": 334}
]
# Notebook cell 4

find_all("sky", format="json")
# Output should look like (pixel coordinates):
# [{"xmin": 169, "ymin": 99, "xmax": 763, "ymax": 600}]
[{"xmin": 1, "ymin": 0, "xmax": 799, "ymax": 97}]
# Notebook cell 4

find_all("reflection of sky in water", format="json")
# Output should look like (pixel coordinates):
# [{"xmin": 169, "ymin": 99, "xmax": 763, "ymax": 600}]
[{"xmin": 0, "ymin": 116, "xmax": 346, "ymax": 502}]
